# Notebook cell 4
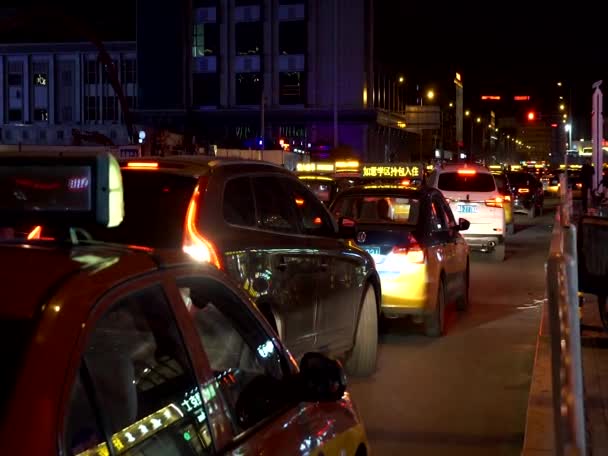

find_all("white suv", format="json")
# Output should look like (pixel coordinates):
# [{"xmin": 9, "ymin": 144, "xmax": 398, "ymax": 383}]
[{"xmin": 427, "ymin": 163, "xmax": 506, "ymax": 261}]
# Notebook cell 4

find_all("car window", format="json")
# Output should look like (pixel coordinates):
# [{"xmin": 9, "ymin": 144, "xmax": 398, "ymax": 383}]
[
  {"xmin": 64, "ymin": 285, "xmax": 213, "ymax": 456},
  {"xmin": 85, "ymin": 171, "xmax": 198, "ymax": 248},
  {"xmin": 300, "ymin": 179, "xmax": 335, "ymax": 204},
  {"xmin": 177, "ymin": 277, "xmax": 293, "ymax": 439},
  {"xmin": 493, "ymin": 174, "xmax": 510, "ymax": 194},
  {"xmin": 223, "ymin": 177, "xmax": 255, "ymax": 226},
  {"xmin": 332, "ymin": 195, "xmax": 420, "ymax": 225},
  {"xmin": 438, "ymin": 196, "xmax": 457, "ymax": 229},
  {"xmin": 437, "ymin": 171, "xmax": 496, "ymax": 192},
  {"xmin": 252, "ymin": 176, "xmax": 300, "ymax": 233},
  {"xmin": 430, "ymin": 197, "xmax": 449, "ymax": 232},
  {"xmin": 508, "ymin": 172, "xmax": 538, "ymax": 188},
  {"xmin": 281, "ymin": 178, "xmax": 336, "ymax": 236}
]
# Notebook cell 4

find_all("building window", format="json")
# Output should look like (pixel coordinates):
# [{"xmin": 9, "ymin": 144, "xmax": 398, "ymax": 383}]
[
  {"xmin": 84, "ymin": 96, "xmax": 97, "ymax": 122},
  {"xmin": 8, "ymin": 109, "xmax": 22, "ymax": 122},
  {"xmin": 279, "ymin": 21, "xmax": 306, "ymax": 54},
  {"xmin": 236, "ymin": 72, "xmax": 262, "ymax": 105},
  {"xmin": 57, "ymin": 130, "xmax": 64, "ymax": 140},
  {"xmin": 103, "ymin": 96, "xmax": 118, "ymax": 122},
  {"xmin": 34, "ymin": 109, "xmax": 49, "ymax": 122},
  {"xmin": 121, "ymin": 59, "xmax": 137, "ymax": 84},
  {"xmin": 62, "ymin": 106, "xmax": 73, "ymax": 123},
  {"xmin": 39, "ymin": 130, "xmax": 47, "ymax": 141},
  {"xmin": 84, "ymin": 60, "xmax": 97, "ymax": 84},
  {"xmin": 235, "ymin": 22, "xmax": 262, "ymax": 55},
  {"xmin": 33, "ymin": 73, "xmax": 48, "ymax": 86},
  {"xmin": 193, "ymin": 73, "xmax": 219, "ymax": 106},
  {"xmin": 193, "ymin": 23, "xmax": 219, "ymax": 57},
  {"xmin": 102, "ymin": 60, "xmax": 119, "ymax": 85},
  {"xmin": 126, "ymin": 96, "xmax": 136, "ymax": 110},
  {"xmin": 22, "ymin": 130, "xmax": 29, "ymax": 141},
  {"xmin": 279, "ymin": 72, "xmax": 305, "ymax": 105},
  {"xmin": 7, "ymin": 73, "xmax": 22, "ymax": 86}
]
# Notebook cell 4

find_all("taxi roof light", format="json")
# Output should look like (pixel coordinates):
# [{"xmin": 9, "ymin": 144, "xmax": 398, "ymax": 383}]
[{"xmin": 0, "ymin": 151, "xmax": 124, "ymax": 230}]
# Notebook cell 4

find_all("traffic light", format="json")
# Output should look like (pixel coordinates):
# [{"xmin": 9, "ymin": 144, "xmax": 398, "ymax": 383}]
[{"xmin": 527, "ymin": 111, "xmax": 536, "ymax": 121}]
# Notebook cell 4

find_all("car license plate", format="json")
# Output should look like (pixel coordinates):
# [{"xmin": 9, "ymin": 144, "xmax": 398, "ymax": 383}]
[
  {"xmin": 363, "ymin": 246, "xmax": 381, "ymax": 255},
  {"xmin": 457, "ymin": 204, "xmax": 478, "ymax": 214}
]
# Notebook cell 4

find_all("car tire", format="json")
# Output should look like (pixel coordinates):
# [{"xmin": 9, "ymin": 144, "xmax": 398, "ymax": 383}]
[
  {"xmin": 456, "ymin": 263, "xmax": 470, "ymax": 311},
  {"xmin": 345, "ymin": 286, "xmax": 378, "ymax": 377},
  {"xmin": 491, "ymin": 243, "xmax": 505, "ymax": 262},
  {"xmin": 424, "ymin": 278, "xmax": 445, "ymax": 337}
]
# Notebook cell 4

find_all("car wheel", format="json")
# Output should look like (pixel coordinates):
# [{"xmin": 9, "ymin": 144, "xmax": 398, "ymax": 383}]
[
  {"xmin": 424, "ymin": 277, "xmax": 445, "ymax": 337},
  {"xmin": 456, "ymin": 263, "xmax": 470, "ymax": 311},
  {"xmin": 491, "ymin": 243, "xmax": 505, "ymax": 262},
  {"xmin": 345, "ymin": 286, "xmax": 378, "ymax": 377}
]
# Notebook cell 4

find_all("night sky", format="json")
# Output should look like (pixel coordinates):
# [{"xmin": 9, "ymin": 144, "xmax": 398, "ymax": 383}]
[{"xmin": 374, "ymin": 1, "xmax": 608, "ymax": 137}]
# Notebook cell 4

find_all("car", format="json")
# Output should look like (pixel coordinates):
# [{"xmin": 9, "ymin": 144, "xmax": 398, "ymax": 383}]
[
  {"xmin": 86, "ymin": 156, "xmax": 381, "ymax": 376},
  {"xmin": 506, "ymin": 171, "xmax": 544, "ymax": 217},
  {"xmin": 491, "ymin": 171, "xmax": 515, "ymax": 235},
  {"xmin": 426, "ymin": 163, "xmax": 507, "ymax": 261},
  {"xmin": 330, "ymin": 184, "xmax": 470, "ymax": 336},
  {"xmin": 0, "ymin": 151, "xmax": 370, "ymax": 456},
  {"xmin": 297, "ymin": 174, "xmax": 361, "ymax": 206}
]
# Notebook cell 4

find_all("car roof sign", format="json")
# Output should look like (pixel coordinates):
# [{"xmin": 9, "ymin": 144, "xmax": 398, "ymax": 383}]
[{"xmin": 0, "ymin": 151, "xmax": 124, "ymax": 228}]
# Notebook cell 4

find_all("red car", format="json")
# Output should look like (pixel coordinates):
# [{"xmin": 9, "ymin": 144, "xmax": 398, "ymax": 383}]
[{"xmin": 0, "ymin": 151, "xmax": 369, "ymax": 456}]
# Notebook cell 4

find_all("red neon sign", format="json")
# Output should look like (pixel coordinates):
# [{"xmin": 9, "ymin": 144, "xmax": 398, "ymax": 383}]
[
  {"xmin": 514, "ymin": 96, "xmax": 531, "ymax": 101},
  {"xmin": 481, "ymin": 96, "xmax": 501, "ymax": 100}
]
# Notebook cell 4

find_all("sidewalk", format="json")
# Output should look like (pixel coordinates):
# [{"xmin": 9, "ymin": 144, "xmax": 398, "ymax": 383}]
[{"xmin": 522, "ymin": 295, "xmax": 608, "ymax": 455}]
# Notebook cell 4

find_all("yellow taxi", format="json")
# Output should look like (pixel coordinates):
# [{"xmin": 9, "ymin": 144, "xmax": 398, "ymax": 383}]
[{"xmin": 330, "ymin": 172, "xmax": 470, "ymax": 336}]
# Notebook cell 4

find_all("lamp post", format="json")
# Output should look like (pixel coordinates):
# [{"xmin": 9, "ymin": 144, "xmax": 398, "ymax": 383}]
[{"xmin": 565, "ymin": 123, "xmax": 572, "ymax": 167}]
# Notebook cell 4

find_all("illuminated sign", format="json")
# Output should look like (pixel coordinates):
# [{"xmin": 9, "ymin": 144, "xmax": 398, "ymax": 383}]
[
  {"xmin": 481, "ymin": 96, "xmax": 501, "ymax": 101},
  {"xmin": 514, "ymin": 96, "xmax": 531, "ymax": 101},
  {"xmin": 296, "ymin": 162, "xmax": 335, "ymax": 173},
  {"xmin": 362, "ymin": 163, "xmax": 422, "ymax": 178}
]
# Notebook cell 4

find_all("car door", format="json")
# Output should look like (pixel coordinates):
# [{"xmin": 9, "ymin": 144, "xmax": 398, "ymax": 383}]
[
  {"xmin": 62, "ymin": 280, "xmax": 216, "ymax": 456},
  {"xmin": 248, "ymin": 175, "xmax": 320, "ymax": 357},
  {"xmin": 429, "ymin": 194, "xmax": 459, "ymax": 296},
  {"xmin": 439, "ymin": 194, "xmax": 469, "ymax": 283},
  {"xmin": 280, "ymin": 176, "xmax": 361, "ymax": 355},
  {"xmin": 173, "ymin": 274, "xmax": 358, "ymax": 455}
]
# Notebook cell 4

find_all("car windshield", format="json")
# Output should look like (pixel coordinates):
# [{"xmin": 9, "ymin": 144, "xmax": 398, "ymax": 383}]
[
  {"xmin": 437, "ymin": 172, "xmax": 496, "ymax": 192},
  {"xmin": 302, "ymin": 180, "xmax": 335, "ymax": 203},
  {"xmin": 508, "ymin": 173, "xmax": 537, "ymax": 187},
  {"xmin": 493, "ymin": 174, "xmax": 510, "ymax": 193},
  {"xmin": 332, "ymin": 195, "xmax": 420, "ymax": 225},
  {"xmin": 0, "ymin": 320, "xmax": 32, "ymax": 420},
  {"xmin": 85, "ymin": 171, "xmax": 198, "ymax": 248}
]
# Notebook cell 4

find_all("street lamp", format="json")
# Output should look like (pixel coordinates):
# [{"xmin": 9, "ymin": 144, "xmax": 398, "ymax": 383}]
[
  {"xmin": 426, "ymin": 89, "xmax": 435, "ymax": 101},
  {"xmin": 565, "ymin": 123, "xmax": 572, "ymax": 157},
  {"xmin": 465, "ymin": 110, "xmax": 470, "ymax": 117}
]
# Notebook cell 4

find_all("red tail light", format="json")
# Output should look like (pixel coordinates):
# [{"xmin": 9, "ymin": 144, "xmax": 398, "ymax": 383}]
[
  {"xmin": 27, "ymin": 225, "xmax": 42, "ymax": 240},
  {"xmin": 485, "ymin": 197, "xmax": 504, "ymax": 208},
  {"xmin": 182, "ymin": 178, "xmax": 222, "ymax": 269},
  {"xmin": 391, "ymin": 233, "xmax": 425, "ymax": 263},
  {"xmin": 518, "ymin": 188, "xmax": 530, "ymax": 194}
]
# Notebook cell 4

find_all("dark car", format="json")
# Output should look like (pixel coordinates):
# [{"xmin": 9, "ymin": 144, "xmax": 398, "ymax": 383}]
[
  {"xmin": 330, "ymin": 185, "xmax": 470, "ymax": 337},
  {"xmin": 491, "ymin": 172, "xmax": 515, "ymax": 235},
  {"xmin": 506, "ymin": 171, "xmax": 544, "ymax": 218},
  {"xmin": 88, "ymin": 156, "xmax": 381, "ymax": 376}
]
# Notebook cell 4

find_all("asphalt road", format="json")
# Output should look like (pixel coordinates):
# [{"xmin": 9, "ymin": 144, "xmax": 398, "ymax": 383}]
[{"xmin": 349, "ymin": 201, "xmax": 558, "ymax": 456}]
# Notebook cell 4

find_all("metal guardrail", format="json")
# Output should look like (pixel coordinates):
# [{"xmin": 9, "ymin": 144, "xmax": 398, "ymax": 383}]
[{"xmin": 546, "ymin": 173, "xmax": 586, "ymax": 455}]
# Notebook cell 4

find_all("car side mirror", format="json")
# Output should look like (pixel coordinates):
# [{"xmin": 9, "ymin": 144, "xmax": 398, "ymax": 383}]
[
  {"xmin": 458, "ymin": 218, "xmax": 470, "ymax": 231},
  {"xmin": 298, "ymin": 352, "xmax": 347, "ymax": 402},
  {"xmin": 337, "ymin": 216, "xmax": 357, "ymax": 239}
]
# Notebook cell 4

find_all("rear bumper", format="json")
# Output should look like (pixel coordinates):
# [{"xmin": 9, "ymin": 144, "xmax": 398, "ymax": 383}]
[
  {"xmin": 378, "ymin": 268, "xmax": 433, "ymax": 317},
  {"xmin": 463, "ymin": 234, "xmax": 504, "ymax": 251}
]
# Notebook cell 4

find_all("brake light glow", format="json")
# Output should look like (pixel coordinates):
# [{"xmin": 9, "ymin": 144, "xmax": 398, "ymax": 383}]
[
  {"xmin": 401, "ymin": 179, "xmax": 411, "ymax": 186},
  {"xmin": 518, "ymin": 188, "xmax": 530, "ymax": 193},
  {"xmin": 485, "ymin": 197, "xmax": 504, "ymax": 208},
  {"xmin": 125, "ymin": 162, "xmax": 159, "ymax": 169},
  {"xmin": 27, "ymin": 225, "xmax": 42, "ymax": 240},
  {"xmin": 457, "ymin": 169, "xmax": 477, "ymax": 175},
  {"xmin": 504, "ymin": 195, "xmax": 511, "ymax": 201},
  {"xmin": 391, "ymin": 233, "xmax": 425, "ymax": 264},
  {"xmin": 182, "ymin": 182, "xmax": 222, "ymax": 269},
  {"xmin": 295, "ymin": 198, "xmax": 305, "ymax": 206}
]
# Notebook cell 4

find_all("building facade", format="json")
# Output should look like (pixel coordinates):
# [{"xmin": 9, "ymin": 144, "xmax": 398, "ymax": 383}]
[
  {"xmin": 0, "ymin": 42, "xmax": 136, "ymax": 146},
  {"xmin": 136, "ymin": 0, "xmax": 408, "ymax": 161}
]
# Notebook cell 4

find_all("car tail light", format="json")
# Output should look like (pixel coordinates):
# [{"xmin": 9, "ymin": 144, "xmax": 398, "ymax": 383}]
[
  {"xmin": 485, "ymin": 197, "xmax": 504, "ymax": 208},
  {"xmin": 576, "ymin": 183, "xmax": 582, "ymax": 189},
  {"xmin": 518, "ymin": 188, "xmax": 530, "ymax": 194},
  {"xmin": 504, "ymin": 195, "xmax": 511, "ymax": 202},
  {"xmin": 401, "ymin": 179, "xmax": 411, "ymax": 186},
  {"xmin": 457, "ymin": 169, "xmax": 476, "ymax": 175},
  {"xmin": 391, "ymin": 233, "xmax": 425, "ymax": 263},
  {"xmin": 27, "ymin": 225, "xmax": 42, "ymax": 240},
  {"xmin": 182, "ymin": 179, "xmax": 222, "ymax": 269},
  {"xmin": 125, "ymin": 161, "xmax": 159, "ymax": 169}
]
